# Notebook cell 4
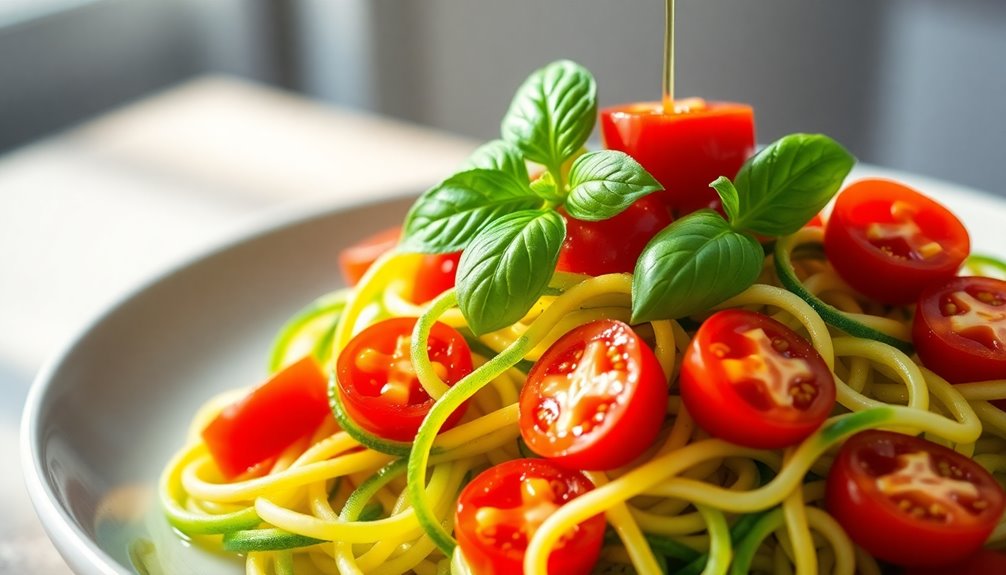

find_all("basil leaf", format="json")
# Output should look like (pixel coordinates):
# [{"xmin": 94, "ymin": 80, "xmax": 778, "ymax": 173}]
[
  {"xmin": 729, "ymin": 134, "xmax": 855, "ymax": 236},
  {"xmin": 565, "ymin": 150, "xmax": 662, "ymax": 221},
  {"xmin": 710, "ymin": 176, "xmax": 740, "ymax": 223},
  {"xmin": 529, "ymin": 172, "xmax": 562, "ymax": 202},
  {"xmin": 501, "ymin": 60, "xmax": 597, "ymax": 172},
  {"xmin": 456, "ymin": 209, "xmax": 565, "ymax": 335},
  {"xmin": 632, "ymin": 211, "xmax": 763, "ymax": 323},
  {"xmin": 402, "ymin": 169, "xmax": 541, "ymax": 253},
  {"xmin": 461, "ymin": 140, "xmax": 529, "ymax": 182}
]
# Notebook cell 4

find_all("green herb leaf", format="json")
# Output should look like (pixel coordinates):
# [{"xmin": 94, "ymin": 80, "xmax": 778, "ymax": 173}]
[
  {"xmin": 728, "ymin": 134, "xmax": 855, "ymax": 236},
  {"xmin": 501, "ymin": 60, "xmax": 597, "ymax": 173},
  {"xmin": 461, "ymin": 140, "xmax": 529, "ymax": 182},
  {"xmin": 456, "ymin": 209, "xmax": 565, "ymax": 334},
  {"xmin": 710, "ymin": 176, "xmax": 740, "ymax": 222},
  {"xmin": 529, "ymin": 172, "xmax": 563, "ymax": 202},
  {"xmin": 632, "ymin": 211, "xmax": 763, "ymax": 322},
  {"xmin": 402, "ymin": 169, "xmax": 541, "ymax": 253},
  {"xmin": 564, "ymin": 150, "xmax": 662, "ymax": 221}
]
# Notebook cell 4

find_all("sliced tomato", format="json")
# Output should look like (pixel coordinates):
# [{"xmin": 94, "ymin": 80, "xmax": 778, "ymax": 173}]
[
  {"xmin": 914, "ymin": 276, "xmax": 1006, "ymax": 383},
  {"xmin": 600, "ymin": 99, "xmax": 755, "ymax": 218},
  {"xmin": 455, "ymin": 458, "xmax": 605, "ymax": 575},
  {"xmin": 202, "ymin": 357, "xmax": 332, "ymax": 478},
  {"xmin": 519, "ymin": 319, "xmax": 667, "ymax": 470},
  {"xmin": 824, "ymin": 179, "xmax": 970, "ymax": 305},
  {"xmin": 338, "ymin": 226, "xmax": 401, "ymax": 286},
  {"xmin": 556, "ymin": 195, "xmax": 672, "ymax": 276},
  {"xmin": 826, "ymin": 430, "xmax": 1005, "ymax": 567},
  {"xmin": 335, "ymin": 317, "xmax": 472, "ymax": 441},
  {"xmin": 903, "ymin": 549, "xmax": 1006, "ymax": 575},
  {"xmin": 410, "ymin": 251, "xmax": 462, "ymax": 303},
  {"xmin": 679, "ymin": 310, "xmax": 835, "ymax": 449}
]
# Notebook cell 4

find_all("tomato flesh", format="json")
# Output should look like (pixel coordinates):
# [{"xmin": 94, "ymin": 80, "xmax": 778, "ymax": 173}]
[
  {"xmin": 826, "ymin": 430, "xmax": 1005, "ymax": 567},
  {"xmin": 410, "ymin": 251, "xmax": 462, "ymax": 303},
  {"xmin": 680, "ymin": 310, "xmax": 835, "ymax": 449},
  {"xmin": 903, "ymin": 549, "xmax": 1006, "ymax": 575},
  {"xmin": 202, "ymin": 357, "xmax": 332, "ymax": 478},
  {"xmin": 335, "ymin": 317, "xmax": 472, "ymax": 441},
  {"xmin": 825, "ymin": 179, "xmax": 970, "ymax": 305},
  {"xmin": 600, "ymin": 99, "xmax": 755, "ymax": 218},
  {"xmin": 914, "ymin": 276, "xmax": 1006, "ymax": 383},
  {"xmin": 556, "ymin": 195, "xmax": 672, "ymax": 276},
  {"xmin": 519, "ymin": 319, "xmax": 667, "ymax": 470},
  {"xmin": 455, "ymin": 459, "xmax": 605, "ymax": 575},
  {"xmin": 338, "ymin": 226, "xmax": 401, "ymax": 286}
]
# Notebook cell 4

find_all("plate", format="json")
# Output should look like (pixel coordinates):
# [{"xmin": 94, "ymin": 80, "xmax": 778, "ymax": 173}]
[{"xmin": 21, "ymin": 169, "xmax": 1006, "ymax": 574}]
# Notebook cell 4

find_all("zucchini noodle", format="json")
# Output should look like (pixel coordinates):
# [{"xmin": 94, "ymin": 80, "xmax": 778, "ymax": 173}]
[{"xmin": 159, "ymin": 232, "xmax": 1006, "ymax": 575}]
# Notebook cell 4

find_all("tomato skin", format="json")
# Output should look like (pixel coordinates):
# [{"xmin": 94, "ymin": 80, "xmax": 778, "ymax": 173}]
[
  {"xmin": 680, "ymin": 310, "xmax": 835, "ymax": 449},
  {"xmin": 826, "ymin": 430, "xmax": 1005, "ymax": 568},
  {"xmin": 335, "ymin": 317, "xmax": 472, "ymax": 441},
  {"xmin": 556, "ymin": 195, "xmax": 672, "ymax": 276},
  {"xmin": 202, "ymin": 357, "xmax": 332, "ymax": 478},
  {"xmin": 410, "ymin": 251, "xmax": 462, "ymax": 303},
  {"xmin": 519, "ymin": 320, "xmax": 667, "ymax": 470},
  {"xmin": 338, "ymin": 226, "xmax": 401, "ymax": 286},
  {"xmin": 600, "ymin": 99, "xmax": 755, "ymax": 218},
  {"xmin": 902, "ymin": 549, "xmax": 1006, "ymax": 575},
  {"xmin": 824, "ymin": 179, "xmax": 970, "ymax": 305},
  {"xmin": 455, "ymin": 459, "xmax": 605, "ymax": 575},
  {"xmin": 914, "ymin": 276, "xmax": 1006, "ymax": 383}
]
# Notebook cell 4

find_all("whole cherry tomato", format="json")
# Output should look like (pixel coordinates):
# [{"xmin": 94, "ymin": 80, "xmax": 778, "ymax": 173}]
[
  {"xmin": 519, "ymin": 319, "xmax": 667, "ymax": 470},
  {"xmin": 202, "ymin": 357, "xmax": 331, "ymax": 478},
  {"xmin": 679, "ymin": 310, "xmax": 835, "ymax": 449},
  {"xmin": 335, "ymin": 317, "xmax": 472, "ymax": 441},
  {"xmin": 826, "ymin": 430, "xmax": 1005, "ymax": 568},
  {"xmin": 410, "ymin": 251, "xmax": 462, "ymax": 303},
  {"xmin": 556, "ymin": 195, "xmax": 672, "ymax": 276},
  {"xmin": 914, "ymin": 276, "xmax": 1006, "ymax": 383},
  {"xmin": 455, "ymin": 458, "xmax": 605, "ymax": 575},
  {"xmin": 824, "ymin": 179, "xmax": 970, "ymax": 305},
  {"xmin": 600, "ymin": 99, "xmax": 755, "ymax": 218}
]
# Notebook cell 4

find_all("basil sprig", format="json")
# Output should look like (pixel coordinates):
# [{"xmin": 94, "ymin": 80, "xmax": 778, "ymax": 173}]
[
  {"xmin": 632, "ymin": 133, "xmax": 854, "ymax": 323},
  {"xmin": 403, "ymin": 60, "xmax": 659, "ymax": 334}
]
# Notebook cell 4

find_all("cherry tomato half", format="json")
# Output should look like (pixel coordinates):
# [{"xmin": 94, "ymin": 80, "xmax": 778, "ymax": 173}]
[
  {"xmin": 455, "ymin": 458, "xmax": 605, "ymax": 575},
  {"xmin": 824, "ymin": 179, "xmax": 970, "ymax": 305},
  {"xmin": 202, "ymin": 357, "xmax": 332, "ymax": 478},
  {"xmin": 680, "ymin": 310, "xmax": 835, "ymax": 449},
  {"xmin": 826, "ymin": 430, "xmax": 1005, "ymax": 567},
  {"xmin": 519, "ymin": 319, "xmax": 667, "ymax": 470},
  {"xmin": 335, "ymin": 317, "xmax": 472, "ymax": 441},
  {"xmin": 600, "ymin": 99, "xmax": 755, "ymax": 218},
  {"xmin": 556, "ymin": 195, "xmax": 673, "ymax": 276},
  {"xmin": 914, "ymin": 276, "xmax": 1006, "ymax": 383},
  {"xmin": 903, "ymin": 549, "xmax": 1006, "ymax": 575}
]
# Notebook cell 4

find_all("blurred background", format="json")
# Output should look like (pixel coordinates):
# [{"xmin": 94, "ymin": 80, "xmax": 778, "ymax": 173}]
[{"xmin": 1, "ymin": 1, "xmax": 1005, "ymax": 571}]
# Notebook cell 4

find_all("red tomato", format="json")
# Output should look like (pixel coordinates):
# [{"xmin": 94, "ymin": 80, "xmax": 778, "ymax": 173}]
[
  {"xmin": 519, "ymin": 319, "xmax": 667, "ymax": 470},
  {"xmin": 335, "ymin": 317, "xmax": 472, "ymax": 441},
  {"xmin": 455, "ymin": 459, "xmax": 605, "ymax": 575},
  {"xmin": 600, "ymin": 99, "xmax": 755, "ymax": 218},
  {"xmin": 679, "ymin": 310, "xmax": 835, "ymax": 449},
  {"xmin": 338, "ymin": 226, "xmax": 401, "ymax": 286},
  {"xmin": 556, "ymin": 195, "xmax": 672, "ymax": 276},
  {"xmin": 914, "ymin": 276, "xmax": 1006, "ymax": 383},
  {"xmin": 824, "ymin": 179, "xmax": 970, "ymax": 305},
  {"xmin": 202, "ymin": 357, "xmax": 332, "ymax": 478},
  {"xmin": 903, "ymin": 549, "xmax": 1006, "ymax": 575},
  {"xmin": 826, "ymin": 430, "xmax": 1005, "ymax": 567},
  {"xmin": 410, "ymin": 251, "xmax": 462, "ymax": 303}
]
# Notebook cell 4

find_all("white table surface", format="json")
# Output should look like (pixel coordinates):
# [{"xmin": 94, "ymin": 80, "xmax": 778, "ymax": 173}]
[{"xmin": 0, "ymin": 75, "xmax": 478, "ymax": 573}]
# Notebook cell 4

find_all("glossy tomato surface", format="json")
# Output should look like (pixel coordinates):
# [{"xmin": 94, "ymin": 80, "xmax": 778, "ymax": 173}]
[
  {"xmin": 455, "ymin": 459, "xmax": 605, "ymax": 575},
  {"xmin": 519, "ymin": 320, "xmax": 667, "ymax": 470},
  {"xmin": 824, "ymin": 179, "xmax": 970, "ymax": 305},
  {"xmin": 600, "ymin": 99, "xmax": 755, "ymax": 218},
  {"xmin": 335, "ymin": 317, "xmax": 472, "ymax": 441},
  {"xmin": 410, "ymin": 251, "xmax": 462, "ymax": 303},
  {"xmin": 556, "ymin": 195, "xmax": 672, "ymax": 276},
  {"xmin": 202, "ymin": 357, "xmax": 331, "ymax": 478},
  {"xmin": 680, "ymin": 310, "xmax": 835, "ymax": 449},
  {"xmin": 826, "ymin": 430, "xmax": 1005, "ymax": 567},
  {"xmin": 338, "ymin": 226, "xmax": 400, "ymax": 286},
  {"xmin": 914, "ymin": 276, "xmax": 1006, "ymax": 383}
]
